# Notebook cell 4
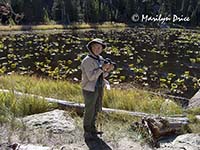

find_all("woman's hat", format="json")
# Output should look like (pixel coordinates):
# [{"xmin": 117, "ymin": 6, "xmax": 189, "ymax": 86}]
[{"xmin": 86, "ymin": 38, "xmax": 106, "ymax": 51}]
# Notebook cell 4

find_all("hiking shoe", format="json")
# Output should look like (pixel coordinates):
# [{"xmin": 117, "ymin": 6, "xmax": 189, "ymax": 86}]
[
  {"xmin": 92, "ymin": 131, "xmax": 104, "ymax": 135},
  {"xmin": 84, "ymin": 132, "xmax": 99, "ymax": 140}
]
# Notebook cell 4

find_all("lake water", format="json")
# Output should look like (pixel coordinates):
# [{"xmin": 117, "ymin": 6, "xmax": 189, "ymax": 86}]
[{"xmin": 0, "ymin": 28, "xmax": 199, "ymax": 98}]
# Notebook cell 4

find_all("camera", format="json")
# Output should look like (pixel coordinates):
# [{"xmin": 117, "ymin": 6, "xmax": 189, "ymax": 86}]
[{"xmin": 103, "ymin": 58, "xmax": 117, "ymax": 69}]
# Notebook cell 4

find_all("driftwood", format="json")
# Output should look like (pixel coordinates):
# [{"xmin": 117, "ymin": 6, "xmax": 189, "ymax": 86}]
[
  {"xmin": 131, "ymin": 116, "xmax": 190, "ymax": 147},
  {"xmin": 0, "ymin": 89, "xmax": 189, "ymax": 124}
]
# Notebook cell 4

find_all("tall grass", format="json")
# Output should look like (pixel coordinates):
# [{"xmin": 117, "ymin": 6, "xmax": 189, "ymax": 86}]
[
  {"xmin": 186, "ymin": 107, "xmax": 200, "ymax": 133},
  {"xmin": 0, "ymin": 74, "xmax": 82, "ymax": 102},
  {"xmin": 0, "ymin": 74, "xmax": 183, "ymax": 117},
  {"xmin": 0, "ymin": 92, "xmax": 57, "ymax": 123}
]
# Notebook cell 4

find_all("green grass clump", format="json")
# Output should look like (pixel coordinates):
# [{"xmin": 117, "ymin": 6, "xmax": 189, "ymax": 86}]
[
  {"xmin": 186, "ymin": 107, "xmax": 200, "ymax": 116},
  {"xmin": 0, "ymin": 92, "xmax": 57, "ymax": 123},
  {"xmin": 104, "ymin": 89, "xmax": 183, "ymax": 115},
  {"xmin": 186, "ymin": 107, "xmax": 200, "ymax": 133},
  {"xmin": 188, "ymin": 121, "xmax": 200, "ymax": 133},
  {"xmin": 0, "ymin": 74, "xmax": 183, "ymax": 117},
  {"xmin": 0, "ymin": 74, "xmax": 82, "ymax": 103},
  {"xmin": 187, "ymin": 113, "xmax": 200, "ymax": 133},
  {"xmin": 104, "ymin": 89, "xmax": 164, "ymax": 113}
]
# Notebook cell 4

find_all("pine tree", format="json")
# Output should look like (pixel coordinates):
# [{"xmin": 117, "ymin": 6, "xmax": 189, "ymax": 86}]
[
  {"xmin": 181, "ymin": 0, "xmax": 189, "ymax": 16},
  {"xmin": 100, "ymin": 2, "xmax": 111, "ymax": 22},
  {"xmin": 86, "ymin": 0, "xmax": 100, "ymax": 22},
  {"xmin": 43, "ymin": 8, "xmax": 50, "ymax": 24},
  {"xmin": 126, "ymin": 0, "xmax": 137, "ymax": 19},
  {"xmin": 0, "ymin": 0, "xmax": 198, "ymax": 26},
  {"xmin": 52, "ymin": 0, "xmax": 65, "ymax": 22}
]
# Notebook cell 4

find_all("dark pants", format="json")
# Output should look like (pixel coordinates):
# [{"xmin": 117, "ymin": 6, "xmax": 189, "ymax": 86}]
[{"xmin": 83, "ymin": 86, "xmax": 103, "ymax": 133}]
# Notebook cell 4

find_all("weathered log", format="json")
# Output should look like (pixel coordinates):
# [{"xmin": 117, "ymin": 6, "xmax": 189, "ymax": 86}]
[
  {"xmin": 131, "ymin": 116, "xmax": 190, "ymax": 147},
  {"xmin": 0, "ymin": 89, "xmax": 189, "ymax": 124}
]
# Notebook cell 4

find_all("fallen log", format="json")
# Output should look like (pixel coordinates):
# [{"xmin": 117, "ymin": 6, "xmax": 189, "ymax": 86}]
[
  {"xmin": 0, "ymin": 89, "xmax": 189, "ymax": 124},
  {"xmin": 131, "ymin": 116, "xmax": 191, "ymax": 147}
]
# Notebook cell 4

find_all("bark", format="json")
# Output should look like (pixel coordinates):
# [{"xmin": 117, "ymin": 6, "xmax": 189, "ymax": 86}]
[{"xmin": 131, "ymin": 116, "xmax": 190, "ymax": 147}]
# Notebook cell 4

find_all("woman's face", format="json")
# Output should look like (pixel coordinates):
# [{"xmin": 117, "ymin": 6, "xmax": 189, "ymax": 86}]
[{"xmin": 91, "ymin": 43, "xmax": 103, "ymax": 55}]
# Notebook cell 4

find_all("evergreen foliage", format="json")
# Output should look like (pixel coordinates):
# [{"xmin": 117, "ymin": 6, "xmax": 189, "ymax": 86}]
[{"xmin": 0, "ymin": 0, "xmax": 199, "ymax": 26}]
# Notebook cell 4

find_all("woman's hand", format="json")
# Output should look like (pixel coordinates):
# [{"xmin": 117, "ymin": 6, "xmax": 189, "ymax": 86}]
[
  {"xmin": 106, "ymin": 64, "xmax": 114, "ymax": 72},
  {"xmin": 102, "ymin": 64, "xmax": 114, "ymax": 72}
]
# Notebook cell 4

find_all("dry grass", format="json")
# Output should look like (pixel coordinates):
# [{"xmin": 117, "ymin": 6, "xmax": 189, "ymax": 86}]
[
  {"xmin": 0, "ymin": 74, "xmax": 183, "ymax": 117},
  {"xmin": 186, "ymin": 107, "xmax": 200, "ymax": 133},
  {"xmin": 0, "ymin": 92, "xmax": 57, "ymax": 123}
]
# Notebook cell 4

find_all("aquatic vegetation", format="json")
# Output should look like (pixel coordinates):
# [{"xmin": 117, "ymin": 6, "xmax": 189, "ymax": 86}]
[{"xmin": 0, "ymin": 28, "xmax": 199, "ymax": 98}]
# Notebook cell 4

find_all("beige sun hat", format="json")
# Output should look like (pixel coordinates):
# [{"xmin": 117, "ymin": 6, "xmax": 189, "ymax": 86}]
[{"xmin": 86, "ymin": 38, "xmax": 107, "ymax": 51}]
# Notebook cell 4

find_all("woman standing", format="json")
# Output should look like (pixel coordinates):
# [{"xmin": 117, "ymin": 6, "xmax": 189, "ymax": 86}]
[{"xmin": 81, "ymin": 38, "xmax": 114, "ymax": 140}]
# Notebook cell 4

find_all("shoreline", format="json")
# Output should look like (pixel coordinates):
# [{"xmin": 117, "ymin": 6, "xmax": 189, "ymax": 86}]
[
  {"xmin": 0, "ymin": 22, "xmax": 128, "ymax": 31},
  {"xmin": 0, "ymin": 22, "xmax": 199, "ymax": 32}
]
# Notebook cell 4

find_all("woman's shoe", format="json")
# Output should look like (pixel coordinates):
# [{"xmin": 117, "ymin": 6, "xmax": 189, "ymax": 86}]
[
  {"xmin": 84, "ymin": 132, "xmax": 99, "ymax": 140},
  {"xmin": 92, "ymin": 131, "xmax": 103, "ymax": 135}
]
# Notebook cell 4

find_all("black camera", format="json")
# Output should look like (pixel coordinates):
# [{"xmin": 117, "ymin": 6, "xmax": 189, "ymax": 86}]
[{"xmin": 103, "ymin": 58, "xmax": 117, "ymax": 69}]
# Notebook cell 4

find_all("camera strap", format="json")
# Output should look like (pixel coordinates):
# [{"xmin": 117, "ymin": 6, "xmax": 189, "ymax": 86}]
[{"xmin": 88, "ymin": 54, "xmax": 101, "ymax": 61}]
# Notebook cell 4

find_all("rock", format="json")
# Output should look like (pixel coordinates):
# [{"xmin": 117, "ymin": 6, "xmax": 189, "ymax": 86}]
[
  {"xmin": 189, "ymin": 90, "xmax": 200, "ymax": 108},
  {"xmin": 173, "ymin": 134, "xmax": 200, "ymax": 148},
  {"xmin": 22, "ymin": 109, "xmax": 75, "ymax": 134},
  {"xmin": 158, "ymin": 133, "xmax": 200, "ymax": 150},
  {"xmin": 8, "ymin": 143, "xmax": 53, "ymax": 150},
  {"xmin": 117, "ymin": 137, "xmax": 151, "ymax": 150},
  {"xmin": 196, "ymin": 115, "xmax": 200, "ymax": 121},
  {"xmin": 60, "ymin": 143, "xmax": 88, "ymax": 150}
]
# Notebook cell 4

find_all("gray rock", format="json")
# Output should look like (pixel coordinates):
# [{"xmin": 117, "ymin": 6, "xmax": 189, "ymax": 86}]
[
  {"xmin": 173, "ymin": 134, "xmax": 200, "ymax": 148},
  {"xmin": 22, "ymin": 109, "xmax": 75, "ymax": 134},
  {"xmin": 158, "ymin": 133, "xmax": 200, "ymax": 150},
  {"xmin": 117, "ymin": 137, "xmax": 152, "ymax": 150},
  {"xmin": 60, "ymin": 144, "xmax": 88, "ymax": 150},
  {"xmin": 196, "ymin": 115, "xmax": 200, "ymax": 121},
  {"xmin": 8, "ymin": 143, "xmax": 53, "ymax": 150},
  {"xmin": 189, "ymin": 89, "xmax": 200, "ymax": 108}
]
